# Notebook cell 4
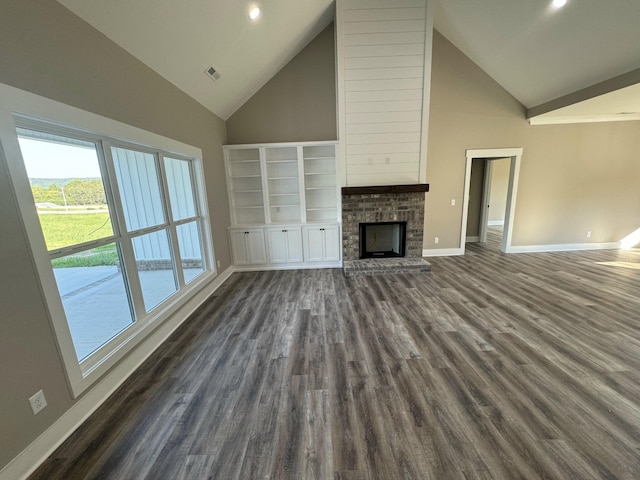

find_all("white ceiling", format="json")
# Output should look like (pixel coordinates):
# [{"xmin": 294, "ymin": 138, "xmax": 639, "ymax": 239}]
[
  {"xmin": 58, "ymin": 0, "xmax": 334, "ymax": 120},
  {"xmin": 58, "ymin": 0, "xmax": 640, "ymax": 124},
  {"xmin": 434, "ymin": 0, "xmax": 640, "ymax": 123}
]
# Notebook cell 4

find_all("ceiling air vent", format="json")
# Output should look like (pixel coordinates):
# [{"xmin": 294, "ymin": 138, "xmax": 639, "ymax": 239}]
[{"xmin": 205, "ymin": 65, "xmax": 221, "ymax": 81}]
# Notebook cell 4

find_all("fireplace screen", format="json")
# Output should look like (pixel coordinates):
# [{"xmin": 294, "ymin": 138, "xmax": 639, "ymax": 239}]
[{"xmin": 359, "ymin": 222, "xmax": 407, "ymax": 259}]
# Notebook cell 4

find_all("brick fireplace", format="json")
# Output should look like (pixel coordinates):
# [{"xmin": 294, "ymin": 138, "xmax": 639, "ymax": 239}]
[{"xmin": 341, "ymin": 184, "xmax": 430, "ymax": 275}]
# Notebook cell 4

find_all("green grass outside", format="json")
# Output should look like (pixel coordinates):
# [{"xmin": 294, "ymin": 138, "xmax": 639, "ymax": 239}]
[
  {"xmin": 51, "ymin": 244, "xmax": 119, "ymax": 268},
  {"xmin": 38, "ymin": 212, "xmax": 114, "ymax": 250},
  {"xmin": 39, "ymin": 212, "xmax": 119, "ymax": 268}
]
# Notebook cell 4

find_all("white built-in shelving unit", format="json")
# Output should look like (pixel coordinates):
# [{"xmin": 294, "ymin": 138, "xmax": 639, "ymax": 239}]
[
  {"xmin": 224, "ymin": 141, "xmax": 341, "ymax": 270},
  {"xmin": 303, "ymin": 144, "xmax": 339, "ymax": 223},
  {"xmin": 226, "ymin": 147, "xmax": 265, "ymax": 225},
  {"xmin": 265, "ymin": 146, "xmax": 301, "ymax": 224}
]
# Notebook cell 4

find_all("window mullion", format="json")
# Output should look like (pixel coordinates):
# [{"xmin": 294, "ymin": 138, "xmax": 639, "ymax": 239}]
[
  {"xmin": 128, "ymin": 223, "xmax": 170, "ymax": 237},
  {"xmin": 187, "ymin": 160, "xmax": 202, "ymax": 219},
  {"xmin": 172, "ymin": 216, "xmax": 199, "ymax": 227},
  {"xmin": 101, "ymin": 140, "xmax": 145, "ymax": 322},
  {"xmin": 158, "ymin": 154, "xmax": 184, "ymax": 287},
  {"xmin": 157, "ymin": 154, "xmax": 175, "ymax": 223},
  {"xmin": 49, "ymin": 236, "xmax": 119, "ymax": 260},
  {"xmin": 168, "ymin": 223, "xmax": 184, "ymax": 287}
]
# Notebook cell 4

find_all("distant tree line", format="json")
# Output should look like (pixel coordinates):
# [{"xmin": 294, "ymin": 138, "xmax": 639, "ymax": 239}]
[{"xmin": 31, "ymin": 179, "xmax": 106, "ymax": 206}]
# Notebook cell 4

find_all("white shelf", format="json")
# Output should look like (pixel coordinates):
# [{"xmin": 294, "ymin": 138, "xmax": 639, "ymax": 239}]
[{"xmin": 225, "ymin": 141, "xmax": 338, "ymax": 228}]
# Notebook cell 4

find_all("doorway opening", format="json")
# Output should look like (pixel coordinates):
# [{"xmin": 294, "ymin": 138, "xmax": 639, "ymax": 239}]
[
  {"xmin": 466, "ymin": 157, "xmax": 510, "ymax": 250},
  {"xmin": 460, "ymin": 148, "xmax": 522, "ymax": 254}
]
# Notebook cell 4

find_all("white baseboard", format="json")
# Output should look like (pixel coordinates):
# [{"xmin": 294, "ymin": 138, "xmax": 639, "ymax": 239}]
[
  {"xmin": 507, "ymin": 242, "xmax": 619, "ymax": 253},
  {"xmin": 423, "ymin": 248, "xmax": 464, "ymax": 257},
  {"xmin": 488, "ymin": 220, "xmax": 504, "ymax": 226},
  {"xmin": 231, "ymin": 261, "xmax": 342, "ymax": 272},
  {"xmin": 465, "ymin": 236, "xmax": 480, "ymax": 242},
  {"xmin": 422, "ymin": 242, "xmax": 620, "ymax": 257},
  {"xmin": 0, "ymin": 266, "xmax": 234, "ymax": 480}
]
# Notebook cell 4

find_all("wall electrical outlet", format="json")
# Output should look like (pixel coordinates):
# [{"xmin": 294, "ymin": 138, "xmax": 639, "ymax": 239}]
[
  {"xmin": 434, "ymin": 237, "xmax": 439, "ymax": 244},
  {"xmin": 29, "ymin": 390, "xmax": 47, "ymax": 415},
  {"xmin": 450, "ymin": 199, "xmax": 456, "ymax": 206},
  {"xmin": 586, "ymin": 231, "xmax": 592, "ymax": 238},
  {"xmin": 216, "ymin": 260, "xmax": 221, "ymax": 269}
]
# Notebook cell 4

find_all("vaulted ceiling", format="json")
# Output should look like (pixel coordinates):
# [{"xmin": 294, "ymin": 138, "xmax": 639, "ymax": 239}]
[
  {"xmin": 58, "ymin": 0, "xmax": 334, "ymax": 120},
  {"xmin": 433, "ymin": 0, "xmax": 640, "ymax": 123},
  {"xmin": 58, "ymin": 0, "xmax": 640, "ymax": 124}
]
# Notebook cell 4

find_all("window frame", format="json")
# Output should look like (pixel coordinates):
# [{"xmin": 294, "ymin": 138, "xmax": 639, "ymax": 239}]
[{"xmin": 1, "ymin": 93, "xmax": 216, "ymax": 397}]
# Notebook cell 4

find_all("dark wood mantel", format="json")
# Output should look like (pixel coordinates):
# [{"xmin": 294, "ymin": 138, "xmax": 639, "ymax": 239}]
[{"xmin": 341, "ymin": 184, "xmax": 429, "ymax": 195}]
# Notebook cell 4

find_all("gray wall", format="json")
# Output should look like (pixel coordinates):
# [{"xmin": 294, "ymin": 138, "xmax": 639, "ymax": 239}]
[
  {"xmin": 426, "ymin": 30, "xmax": 640, "ymax": 249},
  {"xmin": 0, "ymin": 0, "xmax": 229, "ymax": 470},
  {"xmin": 226, "ymin": 23, "xmax": 337, "ymax": 144}
]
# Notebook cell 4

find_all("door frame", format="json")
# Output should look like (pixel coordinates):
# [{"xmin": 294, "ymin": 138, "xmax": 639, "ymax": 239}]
[
  {"xmin": 460, "ymin": 148, "xmax": 523, "ymax": 253},
  {"xmin": 478, "ymin": 159, "xmax": 494, "ymax": 244}
]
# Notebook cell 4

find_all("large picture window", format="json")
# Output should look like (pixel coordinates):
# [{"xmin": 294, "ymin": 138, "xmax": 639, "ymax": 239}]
[{"xmin": 15, "ymin": 124, "xmax": 210, "ymax": 365}]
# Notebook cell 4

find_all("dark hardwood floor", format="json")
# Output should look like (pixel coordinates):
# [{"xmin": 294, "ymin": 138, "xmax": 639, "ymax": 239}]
[
  {"xmin": 467, "ymin": 224, "xmax": 504, "ymax": 253},
  {"xmin": 30, "ymin": 242, "xmax": 640, "ymax": 479}
]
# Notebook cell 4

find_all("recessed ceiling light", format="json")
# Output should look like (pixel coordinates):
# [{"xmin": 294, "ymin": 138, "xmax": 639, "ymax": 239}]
[
  {"xmin": 249, "ymin": 7, "xmax": 261, "ymax": 20},
  {"xmin": 552, "ymin": 0, "xmax": 567, "ymax": 8}
]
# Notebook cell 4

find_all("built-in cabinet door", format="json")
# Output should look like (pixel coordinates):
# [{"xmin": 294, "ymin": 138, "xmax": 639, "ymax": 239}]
[
  {"xmin": 304, "ymin": 227, "xmax": 325, "ymax": 262},
  {"xmin": 267, "ymin": 227, "xmax": 303, "ymax": 263},
  {"xmin": 321, "ymin": 225, "xmax": 341, "ymax": 262},
  {"xmin": 285, "ymin": 228, "xmax": 304, "ymax": 262},
  {"xmin": 230, "ymin": 229, "xmax": 266, "ymax": 265},
  {"xmin": 230, "ymin": 230, "xmax": 250, "ymax": 265},
  {"xmin": 304, "ymin": 225, "xmax": 341, "ymax": 262},
  {"xmin": 246, "ymin": 229, "xmax": 267, "ymax": 264}
]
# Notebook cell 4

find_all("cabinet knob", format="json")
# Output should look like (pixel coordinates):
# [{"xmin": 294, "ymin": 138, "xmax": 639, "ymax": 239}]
[
  {"xmin": 320, "ymin": 228, "xmax": 325, "ymax": 231},
  {"xmin": 282, "ymin": 229, "xmax": 287, "ymax": 232},
  {"xmin": 244, "ymin": 231, "xmax": 249, "ymax": 234}
]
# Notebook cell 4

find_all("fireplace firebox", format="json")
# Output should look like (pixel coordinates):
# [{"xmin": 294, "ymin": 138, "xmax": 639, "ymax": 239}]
[{"xmin": 359, "ymin": 221, "xmax": 407, "ymax": 259}]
